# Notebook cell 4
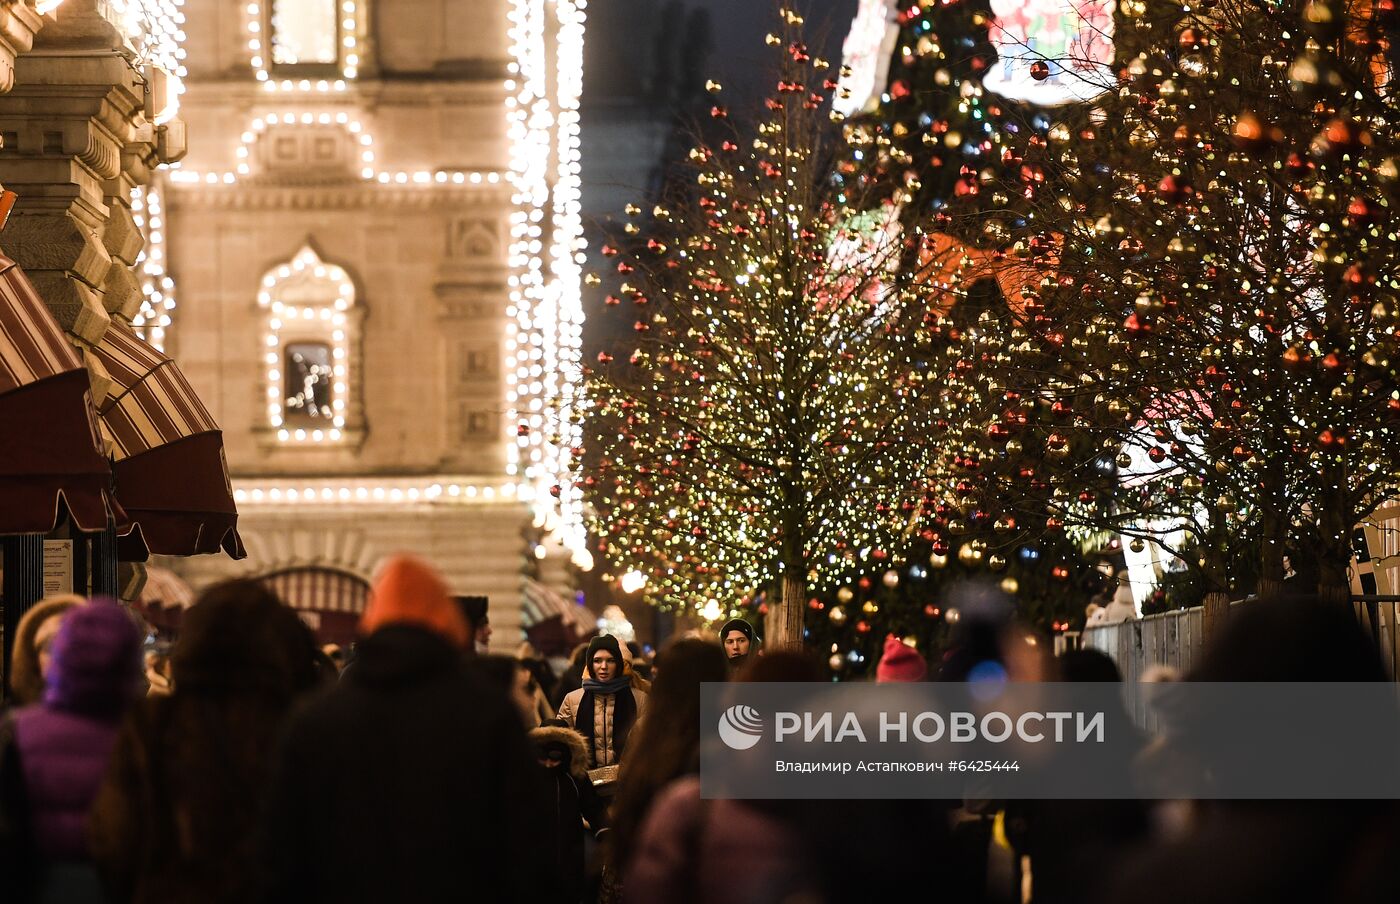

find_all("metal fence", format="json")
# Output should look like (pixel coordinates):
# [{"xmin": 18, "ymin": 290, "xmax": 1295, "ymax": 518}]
[
  {"xmin": 1080, "ymin": 607, "xmax": 1207, "ymax": 682},
  {"xmin": 1078, "ymin": 597, "xmax": 1400, "ymax": 697},
  {"xmin": 1078, "ymin": 608, "xmax": 1207, "ymax": 730},
  {"xmin": 1352, "ymin": 597, "xmax": 1400, "ymax": 681}
]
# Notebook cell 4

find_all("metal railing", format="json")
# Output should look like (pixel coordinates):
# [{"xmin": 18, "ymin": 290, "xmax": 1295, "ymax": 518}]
[{"xmin": 1078, "ymin": 597, "xmax": 1400, "ymax": 687}]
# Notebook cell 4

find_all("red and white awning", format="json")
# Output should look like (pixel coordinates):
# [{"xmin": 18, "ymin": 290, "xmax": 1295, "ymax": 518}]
[
  {"xmin": 260, "ymin": 566, "xmax": 370, "ymax": 614},
  {"xmin": 92, "ymin": 320, "xmax": 244, "ymax": 558},
  {"xmin": 0, "ymin": 254, "xmax": 119, "ymax": 534}
]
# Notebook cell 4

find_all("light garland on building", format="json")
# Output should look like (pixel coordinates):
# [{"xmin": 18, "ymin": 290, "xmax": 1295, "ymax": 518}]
[
  {"xmin": 506, "ymin": 0, "xmax": 587, "ymax": 560},
  {"xmin": 130, "ymin": 184, "xmax": 177, "ymax": 350},
  {"xmin": 257, "ymin": 245, "xmax": 353, "ymax": 443},
  {"xmin": 233, "ymin": 478, "xmax": 534, "ymax": 505},
  {"xmin": 246, "ymin": 0, "xmax": 359, "ymax": 85},
  {"xmin": 157, "ymin": 0, "xmax": 584, "ymax": 550},
  {"xmin": 164, "ymin": 111, "xmax": 508, "ymax": 186},
  {"xmin": 101, "ymin": 0, "xmax": 188, "ymax": 82}
]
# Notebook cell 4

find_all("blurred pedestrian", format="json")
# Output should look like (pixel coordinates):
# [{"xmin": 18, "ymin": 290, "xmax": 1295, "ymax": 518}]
[
  {"xmin": 455, "ymin": 594, "xmax": 491, "ymax": 655},
  {"xmin": 718, "ymin": 618, "xmax": 756, "ymax": 675},
  {"xmin": 8, "ymin": 594, "xmax": 85, "ymax": 706},
  {"xmin": 551, "ymin": 642, "xmax": 591, "ymax": 710},
  {"xmin": 1087, "ymin": 572, "xmax": 1137, "ymax": 626},
  {"xmin": 259, "ymin": 555, "xmax": 548, "ymax": 903},
  {"xmin": 517, "ymin": 654, "xmax": 558, "ymax": 724},
  {"xmin": 0, "ymin": 600, "xmax": 143, "ymax": 903},
  {"xmin": 1100, "ymin": 597, "xmax": 1400, "ymax": 904},
  {"xmin": 608, "ymin": 639, "xmax": 727, "ymax": 879},
  {"xmin": 558, "ymin": 635, "xmax": 649, "ymax": 769},
  {"xmin": 1002, "ymin": 649, "xmax": 1148, "ymax": 904},
  {"xmin": 531, "ymin": 720, "xmax": 608, "ymax": 902},
  {"xmin": 473, "ymin": 653, "xmax": 544, "ymax": 728},
  {"xmin": 88, "ymin": 581, "xmax": 318, "ymax": 904},
  {"xmin": 626, "ymin": 650, "xmax": 951, "ymax": 903},
  {"xmin": 875, "ymin": 634, "xmax": 927, "ymax": 683}
]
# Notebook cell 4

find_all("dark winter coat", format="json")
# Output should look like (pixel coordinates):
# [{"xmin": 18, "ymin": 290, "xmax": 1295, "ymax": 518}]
[
  {"xmin": 259, "ymin": 624, "xmax": 552, "ymax": 903},
  {"xmin": 532, "ymin": 724, "xmax": 608, "ymax": 901},
  {"xmin": 88, "ymin": 583, "xmax": 317, "ymax": 904}
]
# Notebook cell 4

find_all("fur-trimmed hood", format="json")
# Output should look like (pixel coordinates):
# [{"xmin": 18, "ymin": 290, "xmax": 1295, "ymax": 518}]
[{"xmin": 531, "ymin": 723, "xmax": 590, "ymax": 780}]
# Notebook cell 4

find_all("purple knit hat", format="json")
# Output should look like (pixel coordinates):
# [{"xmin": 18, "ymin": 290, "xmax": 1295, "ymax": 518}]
[{"xmin": 43, "ymin": 598, "xmax": 144, "ymax": 717}]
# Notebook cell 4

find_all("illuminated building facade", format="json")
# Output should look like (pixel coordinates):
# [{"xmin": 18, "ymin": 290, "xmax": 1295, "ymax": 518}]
[{"xmin": 164, "ymin": 0, "xmax": 585, "ymax": 645}]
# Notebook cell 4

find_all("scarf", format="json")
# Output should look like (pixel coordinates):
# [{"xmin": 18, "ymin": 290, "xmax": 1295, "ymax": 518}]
[
  {"xmin": 582, "ymin": 675, "xmax": 630, "ymax": 695},
  {"xmin": 576, "ymin": 677, "xmax": 637, "ymax": 764}
]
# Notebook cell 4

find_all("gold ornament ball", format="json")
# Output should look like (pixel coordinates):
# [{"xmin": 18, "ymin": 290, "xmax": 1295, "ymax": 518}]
[
  {"xmin": 882, "ymin": 569, "xmax": 900, "ymax": 588},
  {"xmin": 862, "ymin": 600, "xmax": 880, "ymax": 615},
  {"xmin": 829, "ymin": 605, "xmax": 849, "ymax": 626},
  {"xmin": 837, "ymin": 586, "xmax": 855, "ymax": 604},
  {"xmin": 999, "ymin": 577, "xmax": 1020, "ymax": 595},
  {"xmin": 930, "ymin": 552, "xmax": 948, "ymax": 569},
  {"xmin": 829, "ymin": 653, "xmax": 845, "ymax": 672},
  {"xmin": 958, "ymin": 543, "xmax": 984, "ymax": 566}
]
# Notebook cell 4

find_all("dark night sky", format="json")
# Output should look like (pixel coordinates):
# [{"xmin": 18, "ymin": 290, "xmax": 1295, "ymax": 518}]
[
  {"xmin": 584, "ymin": 0, "xmax": 859, "ymax": 108},
  {"xmin": 578, "ymin": 0, "xmax": 860, "ymax": 350}
]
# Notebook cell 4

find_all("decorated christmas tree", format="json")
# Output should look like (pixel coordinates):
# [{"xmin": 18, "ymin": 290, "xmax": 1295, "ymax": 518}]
[
  {"xmin": 572, "ymin": 9, "xmax": 957, "ymax": 648},
  {"xmin": 928, "ymin": 0, "xmax": 1400, "ymax": 618}
]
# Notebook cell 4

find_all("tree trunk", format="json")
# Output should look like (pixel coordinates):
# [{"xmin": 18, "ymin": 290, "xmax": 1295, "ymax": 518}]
[
  {"xmin": 1256, "ymin": 459, "xmax": 1287, "ymax": 602},
  {"xmin": 1201, "ymin": 514, "xmax": 1232, "ymax": 643},
  {"xmin": 1256, "ymin": 512, "xmax": 1286, "ymax": 602},
  {"xmin": 1315, "ymin": 491, "xmax": 1353, "ymax": 606},
  {"xmin": 765, "ymin": 568, "xmax": 808, "ymax": 650},
  {"xmin": 1202, "ymin": 589, "xmax": 1231, "ymax": 644}
]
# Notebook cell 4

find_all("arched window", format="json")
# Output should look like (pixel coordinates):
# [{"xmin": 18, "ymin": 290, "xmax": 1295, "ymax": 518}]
[{"xmin": 257, "ymin": 245, "xmax": 363, "ymax": 445}]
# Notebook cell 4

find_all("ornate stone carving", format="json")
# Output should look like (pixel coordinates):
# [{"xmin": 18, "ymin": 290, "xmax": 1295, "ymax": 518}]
[
  {"xmin": 447, "ymin": 216, "xmax": 499, "ymax": 259},
  {"xmin": 252, "ymin": 123, "xmax": 358, "ymax": 183}
]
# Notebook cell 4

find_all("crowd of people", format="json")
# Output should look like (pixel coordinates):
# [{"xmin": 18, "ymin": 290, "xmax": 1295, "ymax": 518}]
[{"xmin": 2, "ymin": 556, "xmax": 1399, "ymax": 903}]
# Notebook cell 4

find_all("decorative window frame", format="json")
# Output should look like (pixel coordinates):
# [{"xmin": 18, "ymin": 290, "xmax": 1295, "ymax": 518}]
[
  {"xmin": 255, "ymin": 244, "xmax": 365, "ymax": 449},
  {"xmin": 259, "ymin": 0, "xmax": 358, "ymax": 80}
]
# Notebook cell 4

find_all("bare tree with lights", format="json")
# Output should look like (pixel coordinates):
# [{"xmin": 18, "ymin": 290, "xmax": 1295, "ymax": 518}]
[{"xmin": 571, "ymin": 9, "xmax": 955, "ymax": 648}]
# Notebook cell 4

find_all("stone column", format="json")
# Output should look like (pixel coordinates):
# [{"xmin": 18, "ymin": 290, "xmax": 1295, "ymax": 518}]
[
  {"xmin": 0, "ymin": 0, "xmax": 183, "ymax": 353},
  {"xmin": 0, "ymin": 0, "xmax": 41, "ymax": 96}
]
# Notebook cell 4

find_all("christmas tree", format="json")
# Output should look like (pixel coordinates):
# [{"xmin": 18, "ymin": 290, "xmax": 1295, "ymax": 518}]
[
  {"xmin": 932, "ymin": 0, "xmax": 1400, "ymax": 617},
  {"xmin": 573, "ymin": 9, "xmax": 956, "ymax": 648}
]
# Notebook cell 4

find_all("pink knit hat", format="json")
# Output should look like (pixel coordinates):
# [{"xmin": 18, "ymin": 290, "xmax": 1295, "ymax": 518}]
[{"xmin": 876, "ymin": 634, "xmax": 927, "ymax": 683}]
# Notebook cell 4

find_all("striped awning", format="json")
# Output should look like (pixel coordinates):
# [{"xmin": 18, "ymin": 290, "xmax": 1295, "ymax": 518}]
[
  {"xmin": 524, "ymin": 578, "xmax": 597, "ymax": 632},
  {"xmin": 93, "ymin": 320, "xmax": 244, "ymax": 558},
  {"xmin": 260, "ymin": 567, "xmax": 370, "ymax": 614},
  {"xmin": 0, "ymin": 254, "xmax": 117, "ymax": 534}
]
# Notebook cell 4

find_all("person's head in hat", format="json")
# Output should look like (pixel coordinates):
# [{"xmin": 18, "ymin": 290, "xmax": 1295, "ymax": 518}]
[
  {"xmin": 876, "ymin": 634, "xmax": 927, "ymax": 683},
  {"xmin": 362, "ymin": 555, "xmax": 469, "ymax": 649},
  {"xmin": 454, "ymin": 595, "xmax": 491, "ymax": 655},
  {"xmin": 719, "ymin": 618, "xmax": 757, "ymax": 670}
]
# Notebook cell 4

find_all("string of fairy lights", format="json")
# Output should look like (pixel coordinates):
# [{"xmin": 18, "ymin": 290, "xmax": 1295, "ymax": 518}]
[
  {"xmin": 505, "ymin": 0, "xmax": 589, "ymax": 559},
  {"xmin": 137, "ymin": 0, "xmax": 587, "ymax": 545},
  {"xmin": 130, "ymin": 185, "xmax": 176, "ymax": 351},
  {"xmin": 257, "ymin": 245, "xmax": 354, "ymax": 443}
]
